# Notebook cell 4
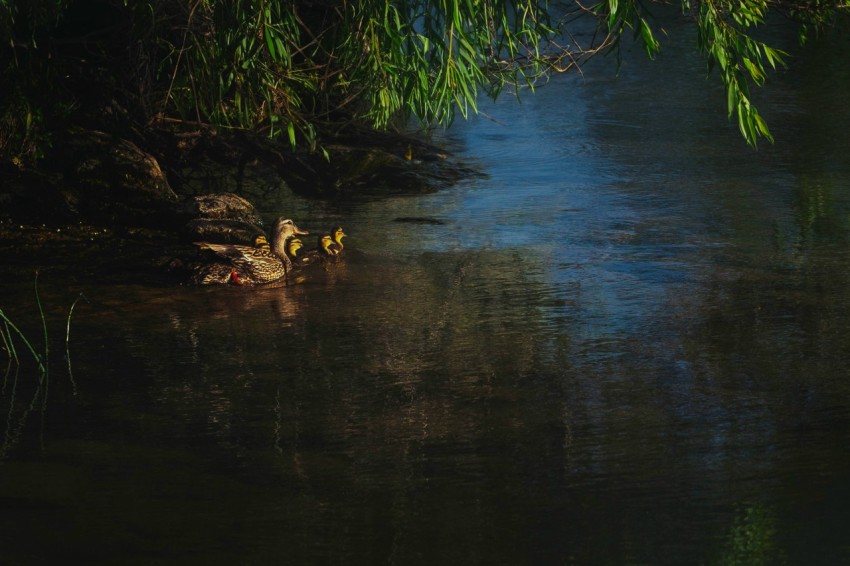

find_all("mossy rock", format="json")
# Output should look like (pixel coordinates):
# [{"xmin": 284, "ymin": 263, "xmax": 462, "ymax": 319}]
[{"xmin": 44, "ymin": 129, "xmax": 180, "ymax": 227}]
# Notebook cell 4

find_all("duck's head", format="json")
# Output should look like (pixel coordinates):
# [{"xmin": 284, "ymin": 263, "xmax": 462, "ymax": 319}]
[
  {"xmin": 287, "ymin": 237, "xmax": 304, "ymax": 258},
  {"xmin": 270, "ymin": 218, "xmax": 309, "ymax": 256},
  {"xmin": 272, "ymin": 218, "xmax": 310, "ymax": 239}
]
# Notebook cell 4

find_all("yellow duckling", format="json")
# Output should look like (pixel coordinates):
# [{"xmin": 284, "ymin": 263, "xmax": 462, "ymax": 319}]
[
  {"xmin": 286, "ymin": 237, "xmax": 304, "ymax": 260},
  {"xmin": 328, "ymin": 226, "xmax": 346, "ymax": 255},
  {"xmin": 253, "ymin": 234, "xmax": 271, "ymax": 251}
]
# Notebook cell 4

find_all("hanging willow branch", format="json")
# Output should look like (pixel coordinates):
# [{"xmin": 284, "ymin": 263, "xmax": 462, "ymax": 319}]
[{"xmin": 1, "ymin": 0, "xmax": 849, "ymax": 160}]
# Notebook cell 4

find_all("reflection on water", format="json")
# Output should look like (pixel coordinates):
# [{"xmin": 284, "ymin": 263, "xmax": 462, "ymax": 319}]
[{"xmin": 3, "ymin": 18, "xmax": 850, "ymax": 565}]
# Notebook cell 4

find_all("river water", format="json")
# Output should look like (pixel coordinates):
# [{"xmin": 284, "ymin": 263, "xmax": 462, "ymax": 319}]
[{"xmin": 3, "ymin": 18, "xmax": 850, "ymax": 565}]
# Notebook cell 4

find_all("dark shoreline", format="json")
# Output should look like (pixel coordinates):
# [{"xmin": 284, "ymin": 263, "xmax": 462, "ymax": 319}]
[{"xmin": 0, "ymin": 124, "xmax": 480, "ymax": 284}]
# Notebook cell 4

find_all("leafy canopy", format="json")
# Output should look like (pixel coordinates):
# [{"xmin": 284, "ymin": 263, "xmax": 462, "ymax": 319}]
[{"xmin": 1, "ymin": 0, "xmax": 848, "ymax": 161}]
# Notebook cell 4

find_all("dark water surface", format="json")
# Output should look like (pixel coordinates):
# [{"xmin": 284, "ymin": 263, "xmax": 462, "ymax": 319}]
[{"xmin": 3, "ymin": 21, "xmax": 850, "ymax": 565}]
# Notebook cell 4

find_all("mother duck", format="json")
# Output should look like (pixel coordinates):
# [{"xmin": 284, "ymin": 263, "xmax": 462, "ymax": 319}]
[{"xmin": 191, "ymin": 218, "xmax": 309, "ymax": 285}]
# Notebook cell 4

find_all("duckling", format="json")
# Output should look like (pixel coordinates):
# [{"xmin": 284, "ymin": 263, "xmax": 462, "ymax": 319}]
[
  {"xmin": 253, "ymin": 234, "xmax": 271, "ymax": 251},
  {"xmin": 328, "ymin": 226, "xmax": 346, "ymax": 255},
  {"xmin": 317, "ymin": 234, "xmax": 339, "ymax": 258},
  {"xmin": 285, "ymin": 237, "xmax": 317, "ymax": 268},
  {"xmin": 286, "ymin": 237, "xmax": 304, "ymax": 260},
  {"xmin": 190, "ymin": 218, "xmax": 309, "ymax": 285}
]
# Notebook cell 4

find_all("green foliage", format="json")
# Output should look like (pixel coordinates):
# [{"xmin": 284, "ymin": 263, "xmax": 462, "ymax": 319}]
[
  {"xmin": 718, "ymin": 503, "xmax": 785, "ymax": 565},
  {"xmin": 594, "ymin": 0, "xmax": 662, "ymax": 59},
  {"xmin": 0, "ymin": 273, "xmax": 67, "ymax": 377},
  {"xmin": 136, "ymin": 0, "xmax": 558, "ymax": 147},
  {"xmin": 787, "ymin": 0, "xmax": 850, "ymax": 45},
  {"xmin": 1, "ymin": 0, "xmax": 848, "ymax": 159},
  {"xmin": 693, "ymin": 0, "xmax": 788, "ymax": 145},
  {"xmin": 0, "ymin": 275, "xmax": 82, "ymax": 460},
  {"xmin": 0, "ymin": 0, "xmax": 68, "ymax": 162}
]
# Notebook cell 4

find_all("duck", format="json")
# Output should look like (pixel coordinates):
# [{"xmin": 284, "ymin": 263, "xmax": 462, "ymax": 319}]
[
  {"xmin": 328, "ymin": 226, "xmax": 346, "ymax": 255},
  {"xmin": 286, "ymin": 237, "xmax": 304, "ymax": 259},
  {"xmin": 253, "ymin": 233, "xmax": 271, "ymax": 251},
  {"xmin": 190, "ymin": 218, "xmax": 309, "ymax": 285},
  {"xmin": 184, "ymin": 218, "xmax": 266, "ymax": 246}
]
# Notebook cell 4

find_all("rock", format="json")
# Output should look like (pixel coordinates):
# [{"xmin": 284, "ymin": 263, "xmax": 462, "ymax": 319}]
[
  {"xmin": 0, "ymin": 162, "xmax": 77, "ymax": 225},
  {"xmin": 44, "ymin": 129, "xmax": 180, "ymax": 227}
]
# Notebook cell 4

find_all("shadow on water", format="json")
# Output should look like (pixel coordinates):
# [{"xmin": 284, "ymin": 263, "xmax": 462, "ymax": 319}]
[{"xmin": 3, "ymin": 16, "xmax": 850, "ymax": 566}]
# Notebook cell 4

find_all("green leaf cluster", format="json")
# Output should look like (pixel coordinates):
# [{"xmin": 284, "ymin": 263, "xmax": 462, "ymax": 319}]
[
  {"xmin": 1, "ymin": 0, "xmax": 848, "ymax": 160},
  {"xmin": 693, "ymin": 0, "xmax": 789, "ymax": 145},
  {"xmin": 594, "ymin": 0, "xmax": 662, "ymax": 59},
  {"xmin": 334, "ymin": 0, "xmax": 555, "ymax": 129},
  {"xmin": 112, "ymin": 0, "xmax": 561, "ymax": 150}
]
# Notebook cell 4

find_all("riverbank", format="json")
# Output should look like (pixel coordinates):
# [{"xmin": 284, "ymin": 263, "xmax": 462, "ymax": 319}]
[{"xmin": 0, "ymin": 122, "xmax": 479, "ymax": 282}]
